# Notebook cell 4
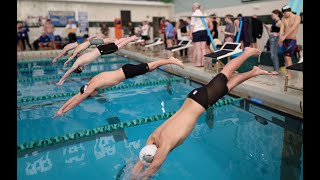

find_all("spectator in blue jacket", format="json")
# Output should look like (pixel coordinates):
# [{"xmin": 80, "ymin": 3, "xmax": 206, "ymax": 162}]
[{"xmin": 164, "ymin": 20, "xmax": 174, "ymax": 48}]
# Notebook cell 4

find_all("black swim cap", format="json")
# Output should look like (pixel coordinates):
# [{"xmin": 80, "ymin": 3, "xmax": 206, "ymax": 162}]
[
  {"xmin": 74, "ymin": 67, "xmax": 83, "ymax": 73},
  {"xmin": 80, "ymin": 84, "xmax": 88, "ymax": 94}
]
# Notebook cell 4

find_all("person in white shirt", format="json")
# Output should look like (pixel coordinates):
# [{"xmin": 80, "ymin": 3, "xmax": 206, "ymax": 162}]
[
  {"xmin": 140, "ymin": 21, "xmax": 150, "ymax": 45},
  {"xmin": 66, "ymin": 19, "xmax": 77, "ymax": 43},
  {"xmin": 185, "ymin": 17, "xmax": 194, "ymax": 62},
  {"xmin": 189, "ymin": 2, "xmax": 208, "ymax": 67}
]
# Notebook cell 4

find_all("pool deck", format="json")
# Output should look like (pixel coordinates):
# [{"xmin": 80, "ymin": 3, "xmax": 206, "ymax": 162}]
[{"xmin": 17, "ymin": 48, "xmax": 303, "ymax": 118}]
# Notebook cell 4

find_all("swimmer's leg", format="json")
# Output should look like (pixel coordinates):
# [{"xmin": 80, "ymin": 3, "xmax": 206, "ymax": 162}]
[
  {"xmin": 188, "ymin": 67, "xmax": 271, "ymax": 111},
  {"xmin": 147, "ymin": 57, "xmax": 184, "ymax": 71},
  {"xmin": 227, "ymin": 66, "xmax": 272, "ymax": 91},
  {"xmin": 114, "ymin": 38, "xmax": 126, "ymax": 45},
  {"xmin": 188, "ymin": 48, "xmax": 266, "ymax": 110},
  {"xmin": 220, "ymin": 47, "xmax": 261, "ymax": 79},
  {"xmin": 115, "ymin": 35, "xmax": 138, "ymax": 49}
]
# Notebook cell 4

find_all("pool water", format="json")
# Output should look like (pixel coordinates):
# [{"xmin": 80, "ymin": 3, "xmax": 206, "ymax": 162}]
[{"xmin": 17, "ymin": 54, "xmax": 303, "ymax": 180}]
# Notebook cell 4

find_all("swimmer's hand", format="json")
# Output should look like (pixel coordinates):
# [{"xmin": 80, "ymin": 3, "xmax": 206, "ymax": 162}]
[
  {"xmin": 52, "ymin": 110, "xmax": 63, "ymax": 118},
  {"xmin": 64, "ymin": 62, "xmax": 68, "ymax": 67},
  {"xmin": 56, "ymin": 80, "xmax": 64, "ymax": 86}
]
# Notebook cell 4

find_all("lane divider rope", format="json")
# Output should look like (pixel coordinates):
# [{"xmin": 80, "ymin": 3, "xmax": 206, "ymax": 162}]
[
  {"xmin": 17, "ymin": 60, "xmax": 130, "ymax": 72},
  {"xmin": 17, "ymin": 77, "xmax": 182, "ymax": 104},
  {"xmin": 17, "ymin": 98, "xmax": 243, "ymax": 153}
]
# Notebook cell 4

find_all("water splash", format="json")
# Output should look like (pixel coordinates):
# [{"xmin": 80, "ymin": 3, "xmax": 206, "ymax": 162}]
[{"xmin": 161, "ymin": 101, "xmax": 165, "ymax": 113}]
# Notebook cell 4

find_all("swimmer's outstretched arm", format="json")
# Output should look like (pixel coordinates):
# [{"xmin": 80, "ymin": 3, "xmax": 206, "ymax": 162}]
[
  {"xmin": 65, "ymin": 41, "xmax": 91, "ymax": 65},
  {"xmin": 57, "ymin": 62, "xmax": 79, "ymax": 85},
  {"xmin": 66, "ymin": 35, "xmax": 98, "ymax": 63},
  {"xmin": 131, "ymin": 147, "xmax": 169, "ymax": 180},
  {"xmin": 134, "ymin": 148, "xmax": 169, "ymax": 180},
  {"xmin": 115, "ymin": 35, "xmax": 138, "ymax": 49},
  {"xmin": 52, "ymin": 94, "xmax": 78, "ymax": 118},
  {"xmin": 52, "ymin": 42, "xmax": 78, "ymax": 63},
  {"xmin": 53, "ymin": 86, "xmax": 95, "ymax": 117}
]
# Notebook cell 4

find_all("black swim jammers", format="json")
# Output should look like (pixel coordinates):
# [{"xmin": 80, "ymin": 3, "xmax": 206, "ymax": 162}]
[
  {"xmin": 121, "ymin": 63, "xmax": 150, "ymax": 79},
  {"xmin": 187, "ymin": 73, "xmax": 229, "ymax": 110},
  {"xmin": 97, "ymin": 43, "xmax": 119, "ymax": 55}
]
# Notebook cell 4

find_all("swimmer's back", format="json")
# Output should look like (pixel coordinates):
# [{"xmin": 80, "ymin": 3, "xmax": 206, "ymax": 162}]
[
  {"xmin": 90, "ymin": 69, "xmax": 126, "ymax": 89},
  {"xmin": 157, "ymin": 98, "xmax": 204, "ymax": 148}
]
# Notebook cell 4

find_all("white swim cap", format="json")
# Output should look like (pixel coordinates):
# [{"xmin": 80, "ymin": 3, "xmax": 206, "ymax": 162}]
[
  {"xmin": 192, "ymin": 2, "xmax": 201, "ymax": 8},
  {"xmin": 139, "ymin": 144, "xmax": 157, "ymax": 166},
  {"xmin": 282, "ymin": 5, "xmax": 291, "ymax": 12}
]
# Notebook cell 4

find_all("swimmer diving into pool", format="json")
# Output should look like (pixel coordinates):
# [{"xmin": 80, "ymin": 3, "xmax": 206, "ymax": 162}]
[
  {"xmin": 52, "ymin": 35, "xmax": 99, "ymax": 63},
  {"xmin": 63, "ymin": 36, "xmax": 122, "ymax": 64},
  {"xmin": 52, "ymin": 57, "xmax": 184, "ymax": 117},
  {"xmin": 56, "ymin": 35, "xmax": 139, "ymax": 85},
  {"xmin": 130, "ymin": 47, "xmax": 272, "ymax": 180}
]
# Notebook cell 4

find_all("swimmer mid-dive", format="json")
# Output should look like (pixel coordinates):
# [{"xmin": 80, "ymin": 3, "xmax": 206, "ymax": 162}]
[
  {"xmin": 52, "ymin": 35, "xmax": 98, "ymax": 63},
  {"xmin": 56, "ymin": 35, "xmax": 139, "ymax": 85},
  {"xmin": 130, "ymin": 47, "xmax": 272, "ymax": 180},
  {"xmin": 53, "ymin": 57, "xmax": 184, "ymax": 117},
  {"xmin": 64, "ymin": 36, "xmax": 119, "ymax": 63}
]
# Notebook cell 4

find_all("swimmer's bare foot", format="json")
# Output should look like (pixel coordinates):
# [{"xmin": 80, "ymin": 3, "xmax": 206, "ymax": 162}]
[
  {"xmin": 270, "ymin": 71, "xmax": 279, "ymax": 75},
  {"xmin": 252, "ymin": 66, "xmax": 272, "ymax": 76},
  {"xmin": 244, "ymin": 47, "xmax": 261, "ymax": 56},
  {"xmin": 169, "ymin": 57, "xmax": 184, "ymax": 69}
]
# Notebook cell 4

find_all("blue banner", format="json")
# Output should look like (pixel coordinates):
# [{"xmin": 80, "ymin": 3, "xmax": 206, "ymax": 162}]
[
  {"xmin": 49, "ymin": 11, "xmax": 76, "ymax": 27},
  {"xmin": 78, "ymin": 12, "xmax": 89, "ymax": 34}
]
